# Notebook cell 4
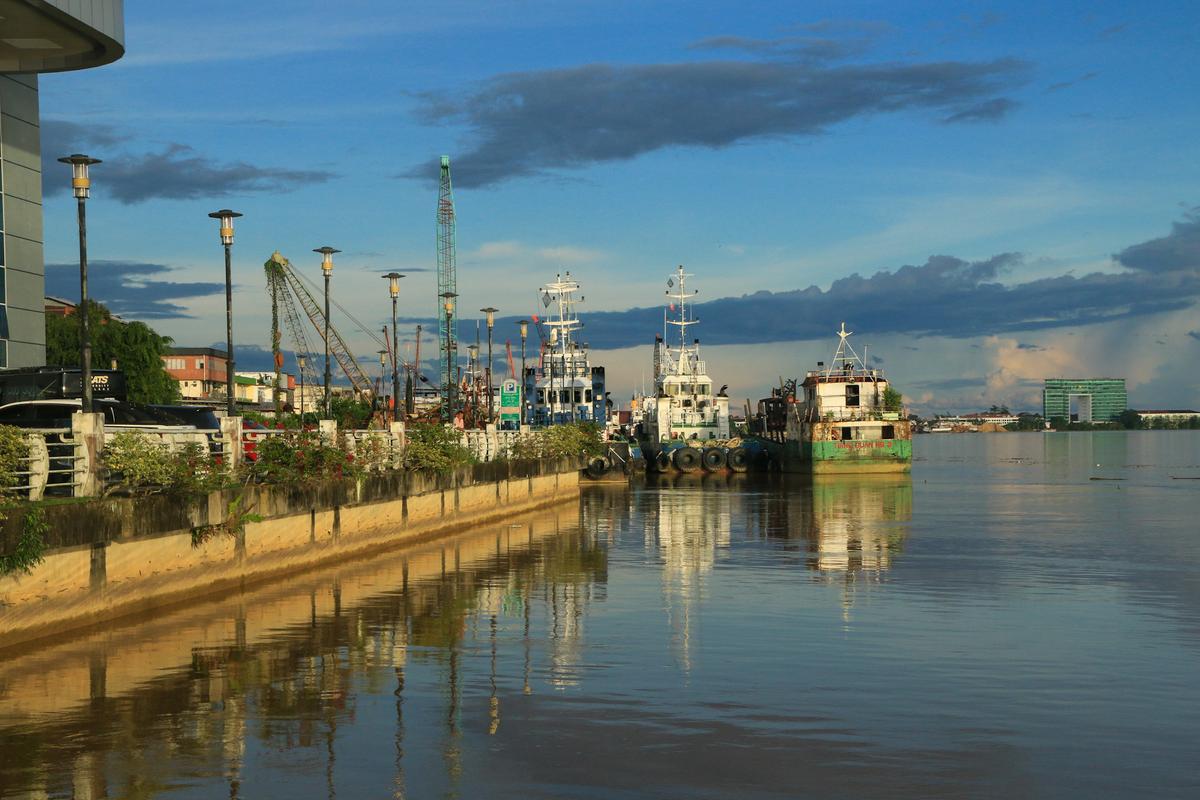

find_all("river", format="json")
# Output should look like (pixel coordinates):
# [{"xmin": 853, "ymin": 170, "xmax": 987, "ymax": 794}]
[{"xmin": 1, "ymin": 431, "xmax": 1197, "ymax": 799}]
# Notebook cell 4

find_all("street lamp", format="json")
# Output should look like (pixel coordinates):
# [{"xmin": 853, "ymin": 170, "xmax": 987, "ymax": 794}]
[
  {"xmin": 208, "ymin": 209, "xmax": 243, "ymax": 417},
  {"xmin": 314, "ymin": 246, "xmax": 339, "ymax": 418},
  {"xmin": 440, "ymin": 291, "xmax": 457, "ymax": 421},
  {"xmin": 58, "ymin": 154, "xmax": 100, "ymax": 413},
  {"xmin": 382, "ymin": 272, "xmax": 405, "ymax": 423},
  {"xmin": 480, "ymin": 307, "xmax": 498, "ymax": 420},
  {"xmin": 297, "ymin": 353, "xmax": 307, "ymax": 424},
  {"xmin": 517, "ymin": 320, "xmax": 529, "ymax": 425}
]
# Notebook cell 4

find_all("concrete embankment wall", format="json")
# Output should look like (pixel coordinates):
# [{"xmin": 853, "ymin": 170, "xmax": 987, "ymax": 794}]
[{"xmin": 0, "ymin": 457, "xmax": 582, "ymax": 650}]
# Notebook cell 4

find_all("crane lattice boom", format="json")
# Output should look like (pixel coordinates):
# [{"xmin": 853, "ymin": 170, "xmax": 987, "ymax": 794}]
[{"xmin": 265, "ymin": 251, "xmax": 373, "ymax": 395}]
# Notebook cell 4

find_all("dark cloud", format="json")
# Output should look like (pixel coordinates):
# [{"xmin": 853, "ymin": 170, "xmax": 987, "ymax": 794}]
[
  {"xmin": 1046, "ymin": 71, "xmax": 1098, "ymax": 93},
  {"xmin": 910, "ymin": 377, "xmax": 984, "ymax": 391},
  {"xmin": 1114, "ymin": 207, "xmax": 1200, "ymax": 273},
  {"xmin": 505, "ymin": 210, "xmax": 1200, "ymax": 350},
  {"xmin": 1188, "ymin": 331, "xmax": 1200, "ymax": 341},
  {"xmin": 44, "ymin": 260, "xmax": 224, "ymax": 319},
  {"xmin": 1016, "ymin": 342, "xmax": 1044, "ymax": 350},
  {"xmin": 1100, "ymin": 22, "xmax": 1128, "ymax": 38},
  {"xmin": 41, "ymin": 120, "xmax": 335, "ymax": 204},
  {"xmin": 410, "ymin": 55, "xmax": 1027, "ymax": 187},
  {"xmin": 941, "ymin": 97, "xmax": 1018, "ymax": 123}
]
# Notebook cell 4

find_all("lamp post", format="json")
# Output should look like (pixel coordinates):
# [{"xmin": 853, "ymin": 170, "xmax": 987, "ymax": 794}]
[
  {"xmin": 517, "ymin": 319, "xmax": 529, "ymax": 424},
  {"xmin": 314, "ymin": 246, "xmax": 339, "ymax": 418},
  {"xmin": 382, "ymin": 272, "xmax": 404, "ymax": 423},
  {"xmin": 377, "ymin": 349, "xmax": 388, "ymax": 412},
  {"xmin": 440, "ymin": 292, "xmax": 457, "ymax": 421},
  {"xmin": 480, "ymin": 307, "xmax": 498, "ymax": 420},
  {"xmin": 58, "ymin": 154, "xmax": 100, "ymax": 413},
  {"xmin": 208, "ymin": 209, "xmax": 243, "ymax": 416},
  {"xmin": 297, "ymin": 354, "xmax": 307, "ymax": 424}
]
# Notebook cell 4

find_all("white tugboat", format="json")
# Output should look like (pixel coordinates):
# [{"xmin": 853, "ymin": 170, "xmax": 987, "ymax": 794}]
[
  {"xmin": 522, "ymin": 272, "xmax": 607, "ymax": 427},
  {"xmin": 636, "ymin": 266, "xmax": 748, "ymax": 472}
]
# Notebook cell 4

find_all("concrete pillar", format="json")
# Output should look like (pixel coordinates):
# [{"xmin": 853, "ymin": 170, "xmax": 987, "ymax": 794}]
[
  {"xmin": 220, "ymin": 416, "xmax": 243, "ymax": 468},
  {"xmin": 70, "ymin": 411, "xmax": 105, "ymax": 497},
  {"xmin": 390, "ymin": 421, "xmax": 406, "ymax": 468}
]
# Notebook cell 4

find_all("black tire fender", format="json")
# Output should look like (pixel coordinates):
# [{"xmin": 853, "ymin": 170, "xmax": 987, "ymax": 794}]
[
  {"xmin": 702, "ymin": 447, "xmax": 727, "ymax": 471},
  {"xmin": 674, "ymin": 447, "xmax": 701, "ymax": 472}
]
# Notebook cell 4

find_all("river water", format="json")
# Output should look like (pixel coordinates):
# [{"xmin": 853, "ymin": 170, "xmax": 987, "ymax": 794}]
[{"xmin": 1, "ymin": 431, "xmax": 1198, "ymax": 799}]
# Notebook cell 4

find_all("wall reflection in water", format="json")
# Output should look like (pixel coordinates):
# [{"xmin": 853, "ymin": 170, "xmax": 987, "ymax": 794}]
[
  {"xmin": 0, "ymin": 501, "xmax": 603, "ymax": 800},
  {"xmin": 0, "ymin": 476, "xmax": 914, "ymax": 799}
]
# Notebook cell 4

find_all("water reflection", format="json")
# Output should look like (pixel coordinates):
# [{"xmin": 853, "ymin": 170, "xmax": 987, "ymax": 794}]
[
  {"xmin": 0, "ymin": 503, "xmax": 602, "ymax": 799},
  {"xmin": 2, "ymin": 439, "xmax": 1197, "ymax": 799}
]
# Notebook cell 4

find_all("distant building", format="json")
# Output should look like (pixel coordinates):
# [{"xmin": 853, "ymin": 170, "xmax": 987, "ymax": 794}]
[
  {"xmin": 162, "ymin": 347, "xmax": 229, "ymax": 401},
  {"xmin": 1043, "ymin": 378, "xmax": 1127, "ymax": 423},
  {"xmin": 1136, "ymin": 410, "xmax": 1199, "ymax": 422},
  {"xmin": 936, "ymin": 412, "xmax": 1020, "ymax": 427}
]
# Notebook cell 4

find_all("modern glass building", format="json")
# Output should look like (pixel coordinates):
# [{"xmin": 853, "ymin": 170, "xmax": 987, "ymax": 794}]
[
  {"xmin": 1043, "ymin": 378, "xmax": 1127, "ymax": 423},
  {"xmin": 0, "ymin": 0, "xmax": 125, "ymax": 368}
]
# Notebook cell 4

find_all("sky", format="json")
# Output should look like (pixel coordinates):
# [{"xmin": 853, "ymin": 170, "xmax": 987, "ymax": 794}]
[{"xmin": 36, "ymin": 0, "xmax": 1200, "ymax": 413}]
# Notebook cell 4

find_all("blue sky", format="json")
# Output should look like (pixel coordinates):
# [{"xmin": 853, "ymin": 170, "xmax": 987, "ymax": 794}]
[{"xmin": 37, "ymin": 0, "xmax": 1200, "ymax": 412}]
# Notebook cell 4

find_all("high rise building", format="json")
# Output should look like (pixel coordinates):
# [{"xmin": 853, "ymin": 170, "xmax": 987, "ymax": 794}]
[
  {"xmin": 0, "ymin": 1, "xmax": 125, "ymax": 368},
  {"xmin": 1043, "ymin": 378, "xmax": 1127, "ymax": 423}
]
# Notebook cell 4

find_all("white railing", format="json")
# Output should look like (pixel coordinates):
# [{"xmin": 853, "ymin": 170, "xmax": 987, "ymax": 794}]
[
  {"xmin": 13, "ymin": 429, "xmax": 86, "ymax": 501},
  {"xmin": 460, "ymin": 429, "xmax": 536, "ymax": 462}
]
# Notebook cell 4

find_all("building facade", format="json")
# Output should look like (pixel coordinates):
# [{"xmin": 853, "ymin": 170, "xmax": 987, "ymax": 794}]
[
  {"xmin": 162, "ymin": 347, "xmax": 229, "ymax": 401},
  {"xmin": 1043, "ymin": 378, "xmax": 1127, "ymax": 423},
  {"xmin": 1, "ymin": 1, "xmax": 125, "ymax": 368}
]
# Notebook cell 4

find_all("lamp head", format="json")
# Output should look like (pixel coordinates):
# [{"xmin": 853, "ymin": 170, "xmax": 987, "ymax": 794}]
[
  {"xmin": 480, "ymin": 307, "xmax": 498, "ymax": 329},
  {"xmin": 518, "ymin": 319, "xmax": 528, "ymax": 339},
  {"xmin": 58, "ymin": 154, "xmax": 101, "ymax": 199},
  {"xmin": 313, "ymin": 246, "xmax": 340, "ymax": 274},
  {"xmin": 382, "ymin": 272, "xmax": 405, "ymax": 298},
  {"xmin": 207, "ymin": 209, "xmax": 242, "ymax": 245}
]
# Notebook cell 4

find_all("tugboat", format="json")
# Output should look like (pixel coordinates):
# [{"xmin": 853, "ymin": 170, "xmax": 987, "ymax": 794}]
[
  {"xmin": 635, "ymin": 266, "xmax": 749, "ymax": 473},
  {"xmin": 751, "ymin": 323, "xmax": 911, "ymax": 474},
  {"xmin": 522, "ymin": 271, "xmax": 607, "ymax": 427}
]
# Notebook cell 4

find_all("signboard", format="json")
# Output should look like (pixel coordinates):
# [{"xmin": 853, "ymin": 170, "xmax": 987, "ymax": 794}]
[{"xmin": 499, "ymin": 379, "xmax": 521, "ymax": 429}]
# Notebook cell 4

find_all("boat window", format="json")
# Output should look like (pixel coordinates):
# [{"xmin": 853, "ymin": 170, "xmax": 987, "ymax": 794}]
[
  {"xmin": 585, "ymin": 389, "xmax": 592, "ymax": 402},
  {"xmin": 846, "ymin": 384, "xmax": 860, "ymax": 407},
  {"xmin": 841, "ymin": 426, "xmax": 853, "ymax": 440},
  {"xmin": 560, "ymin": 390, "xmax": 570, "ymax": 404},
  {"xmin": 666, "ymin": 383, "xmax": 679, "ymax": 396},
  {"xmin": 574, "ymin": 389, "xmax": 582, "ymax": 403},
  {"xmin": 698, "ymin": 384, "xmax": 710, "ymax": 395},
  {"xmin": 537, "ymin": 389, "xmax": 544, "ymax": 403},
  {"xmin": 882, "ymin": 425, "xmax": 894, "ymax": 440}
]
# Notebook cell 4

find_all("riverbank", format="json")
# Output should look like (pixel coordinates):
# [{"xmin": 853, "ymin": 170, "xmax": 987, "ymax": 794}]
[{"xmin": 0, "ymin": 457, "xmax": 582, "ymax": 650}]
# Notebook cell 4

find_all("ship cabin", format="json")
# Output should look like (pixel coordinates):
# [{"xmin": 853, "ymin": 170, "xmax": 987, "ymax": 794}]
[
  {"xmin": 792, "ymin": 364, "xmax": 903, "ymax": 443},
  {"xmin": 524, "ymin": 345, "xmax": 606, "ymax": 426},
  {"xmin": 644, "ymin": 362, "xmax": 731, "ymax": 442}
]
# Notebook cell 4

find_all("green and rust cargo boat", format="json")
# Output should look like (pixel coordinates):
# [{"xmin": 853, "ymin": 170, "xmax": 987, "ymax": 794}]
[{"xmin": 751, "ymin": 323, "xmax": 912, "ymax": 474}]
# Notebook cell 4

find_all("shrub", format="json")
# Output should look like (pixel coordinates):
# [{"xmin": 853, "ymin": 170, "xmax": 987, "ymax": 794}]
[
  {"xmin": 508, "ymin": 422, "xmax": 605, "ymax": 460},
  {"xmin": 403, "ymin": 423, "xmax": 475, "ymax": 472},
  {"xmin": 0, "ymin": 424, "xmax": 30, "ymax": 494},
  {"xmin": 102, "ymin": 433, "xmax": 233, "ymax": 496},
  {"xmin": 102, "ymin": 431, "xmax": 176, "ymax": 491},
  {"xmin": 882, "ymin": 387, "xmax": 903, "ymax": 412},
  {"xmin": 249, "ymin": 430, "xmax": 359, "ymax": 484}
]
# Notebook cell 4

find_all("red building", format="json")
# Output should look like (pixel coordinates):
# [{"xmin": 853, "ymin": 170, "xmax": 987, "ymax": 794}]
[{"xmin": 162, "ymin": 347, "xmax": 229, "ymax": 401}]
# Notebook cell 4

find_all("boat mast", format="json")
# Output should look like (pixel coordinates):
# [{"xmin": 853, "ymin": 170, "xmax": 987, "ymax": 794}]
[{"xmin": 665, "ymin": 265, "xmax": 698, "ymax": 374}]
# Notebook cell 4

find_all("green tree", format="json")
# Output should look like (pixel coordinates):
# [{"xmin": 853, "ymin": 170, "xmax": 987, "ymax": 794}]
[
  {"xmin": 1117, "ymin": 409, "xmax": 1142, "ymax": 430},
  {"xmin": 882, "ymin": 386, "xmax": 903, "ymax": 412},
  {"xmin": 45, "ymin": 302, "xmax": 180, "ymax": 404}
]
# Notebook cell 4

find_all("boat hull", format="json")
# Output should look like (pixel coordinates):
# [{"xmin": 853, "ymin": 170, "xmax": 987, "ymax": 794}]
[{"xmin": 755, "ymin": 435, "xmax": 912, "ymax": 474}]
